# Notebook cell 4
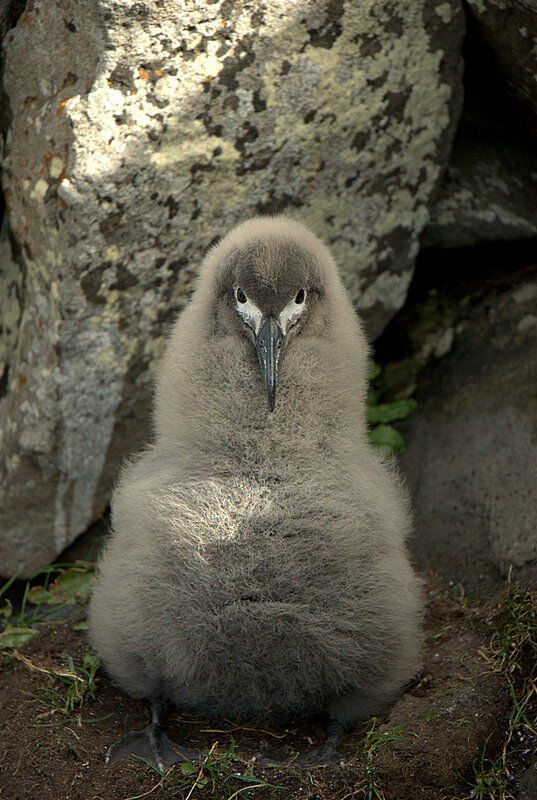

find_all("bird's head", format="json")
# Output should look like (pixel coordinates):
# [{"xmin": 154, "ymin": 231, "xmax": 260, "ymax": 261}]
[{"xmin": 204, "ymin": 217, "xmax": 331, "ymax": 412}]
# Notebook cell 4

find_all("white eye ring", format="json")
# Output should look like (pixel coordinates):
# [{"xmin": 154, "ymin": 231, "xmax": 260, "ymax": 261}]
[
  {"xmin": 278, "ymin": 290, "xmax": 307, "ymax": 334},
  {"xmin": 233, "ymin": 284, "xmax": 264, "ymax": 334}
]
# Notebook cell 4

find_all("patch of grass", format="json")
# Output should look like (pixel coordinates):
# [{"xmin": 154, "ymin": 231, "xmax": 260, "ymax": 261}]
[
  {"xmin": 428, "ymin": 624, "xmax": 452, "ymax": 642},
  {"xmin": 132, "ymin": 741, "xmax": 289, "ymax": 800},
  {"xmin": 456, "ymin": 744, "xmax": 513, "ymax": 800},
  {"xmin": 22, "ymin": 650, "xmax": 101, "ymax": 723},
  {"xmin": 367, "ymin": 361, "xmax": 416, "ymax": 453},
  {"xmin": 456, "ymin": 576, "xmax": 537, "ymax": 800},
  {"xmin": 1, "ymin": 561, "xmax": 99, "ymax": 722},
  {"xmin": 489, "ymin": 579, "xmax": 537, "ymax": 767},
  {"xmin": 351, "ymin": 720, "xmax": 413, "ymax": 800},
  {"xmin": 422, "ymin": 707, "xmax": 440, "ymax": 723},
  {"xmin": 448, "ymin": 582, "xmax": 474, "ymax": 608}
]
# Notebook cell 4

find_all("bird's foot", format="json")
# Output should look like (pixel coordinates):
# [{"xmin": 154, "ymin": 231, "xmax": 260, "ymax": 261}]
[
  {"xmin": 105, "ymin": 725, "xmax": 205, "ymax": 771},
  {"xmin": 252, "ymin": 742, "xmax": 345, "ymax": 769},
  {"xmin": 291, "ymin": 742, "xmax": 346, "ymax": 767}
]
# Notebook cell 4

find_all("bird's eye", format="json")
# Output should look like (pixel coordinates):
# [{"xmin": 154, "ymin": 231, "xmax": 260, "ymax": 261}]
[
  {"xmin": 295, "ymin": 289, "xmax": 306, "ymax": 304},
  {"xmin": 236, "ymin": 287, "xmax": 247, "ymax": 304}
]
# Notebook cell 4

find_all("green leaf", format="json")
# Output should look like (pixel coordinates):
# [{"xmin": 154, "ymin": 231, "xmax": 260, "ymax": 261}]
[
  {"xmin": 25, "ymin": 586, "xmax": 50, "ymax": 605},
  {"xmin": 28, "ymin": 569, "xmax": 93, "ymax": 606},
  {"xmin": 0, "ymin": 598, "xmax": 13, "ymax": 624},
  {"xmin": 180, "ymin": 762, "xmax": 198, "ymax": 776},
  {"xmin": 367, "ymin": 361, "xmax": 382, "ymax": 381},
  {"xmin": 83, "ymin": 653, "xmax": 101, "ymax": 672},
  {"xmin": 368, "ymin": 424, "xmax": 405, "ymax": 453},
  {"xmin": 0, "ymin": 626, "xmax": 39, "ymax": 650},
  {"xmin": 366, "ymin": 388, "xmax": 382, "ymax": 406},
  {"xmin": 366, "ymin": 399, "xmax": 417, "ymax": 424},
  {"xmin": 72, "ymin": 621, "xmax": 89, "ymax": 631}
]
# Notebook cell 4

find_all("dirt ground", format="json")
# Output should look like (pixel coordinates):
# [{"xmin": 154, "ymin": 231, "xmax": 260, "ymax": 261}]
[{"xmin": 0, "ymin": 578, "xmax": 517, "ymax": 800}]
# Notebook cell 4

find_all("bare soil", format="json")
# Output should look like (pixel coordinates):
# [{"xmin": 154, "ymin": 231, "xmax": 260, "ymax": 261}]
[{"xmin": 0, "ymin": 581, "xmax": 509, "ymax": 800}]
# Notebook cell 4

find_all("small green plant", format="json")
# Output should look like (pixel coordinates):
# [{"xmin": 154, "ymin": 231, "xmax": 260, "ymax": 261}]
[
  {"xmin": 456, "ymin": 745, "xmax": 514, "ymax": 800},
  {"xmin": 449, "ymin": 582, "xmax": 472, "ymax": 607},
  {"xmin": 0, "ymin": 561, "xmax": 95, "ymax": 655},
  {"xmin": 27, "ymin": 560, "xmax": 95, "ymax": 606},
  {"xmin": 367, "ymin": 362, "xmax": 416, "ymax": 453},
  {"xmin": 428, "ymin": 624, "xmax": 452, "ymax": 643},
  {"xmin": 0, "ymin": 572, "xmax": 57, "ymax": 652},
  {"xmin": 23, "ymin": 650, "xmax": 101, "ymax": 722},
  {"xmin": 134, "ymin": 741, "xmax": 288, "ymax": 799},
  {"xmin": 0, "ymin": 595, "xmax": 39, "ymax": 651},
  {"xmin": 456, "ymin": 578, "xmax": 537, "ymax": 799},
  {"xmin": 422, "ymin": 707, "xmax": 440, "ymax": 723},
  {"xmin": 489, "ymin": 581, "xmax": 537, "ymax": 765},
  {"xmin": 355, "ymin": 720, "xmax": 413, "ymax": 800}
]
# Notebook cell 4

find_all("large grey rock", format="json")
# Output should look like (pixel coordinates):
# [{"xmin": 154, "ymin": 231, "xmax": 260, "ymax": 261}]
[
  {"xmin": 0, "ymin": 0, "xmax": 465, "ymax": 577},
  {"xmin": 398, "ymin": 277, "xmax": 537, "ymax": 594},
  {"xmin": 422, "ymin": 126, "xmax": 537, "ymax": 248},
  {"xmin": 465, "ymin": 0, "xmax": 537, "ymax": 137}
]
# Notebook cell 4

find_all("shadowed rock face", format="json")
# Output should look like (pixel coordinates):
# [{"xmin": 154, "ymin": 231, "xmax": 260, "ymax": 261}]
[
  {"xmin": 398, "ymin": 277, "xmax": 537, "ymax": 594},
  {"xmin": 0, "ymin": 0, "xmax": 465, "ymax": 577},
  {"xmin": 422, "ymin": 126, "xmax": 537, "ymax": 249},
  {"xmin": 465, "ymin": 0, "xmax": 537, "ymax": 138},
  {"xmin": 423, "ymin": 1, "xmax": 537, "ymax": 252}
]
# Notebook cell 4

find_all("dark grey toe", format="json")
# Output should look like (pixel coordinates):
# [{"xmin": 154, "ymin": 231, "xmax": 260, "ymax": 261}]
[{"xmin": 105, "ymin": 727, "xmax": 205, "ymax": 770}]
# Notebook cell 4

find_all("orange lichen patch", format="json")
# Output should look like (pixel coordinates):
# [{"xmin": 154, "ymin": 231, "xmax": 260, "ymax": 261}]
[
  {"xmin": 62, "ymin": 72, "xmax": 77, "ymax": 90},
  {"xmin": 155, "ymin": 68, "xmax": 163, "ymax": 76},
  {"xmin": 21, "ymin": 10, "xmax": 32, "ymax": 28},
  {"xmin": 138, "ymin": 68, "xmax": 149, "ymax": 80},
  {"xmin": 57, "ymin": 98, "xmax": 69, "ymax": 117},
  {"xmin": 53, "ymin": 170, "xmax": 68, "ymax": 191},
  {"xmin": 23, "ymin": 96, "xmax": 37, "ymax": 111},
  {"xmin": 18, "ymin": 374, "xmax": 27, "ymax": 388},
  {"xmin": 40, "ymin": 152, "xmax": 54, "ymax": 176}
]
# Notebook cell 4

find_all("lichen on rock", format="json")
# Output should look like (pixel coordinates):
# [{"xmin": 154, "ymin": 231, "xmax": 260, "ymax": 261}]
[{"xmin": 0, "ymin": 0, "xmax": 465, "ymax": 576}]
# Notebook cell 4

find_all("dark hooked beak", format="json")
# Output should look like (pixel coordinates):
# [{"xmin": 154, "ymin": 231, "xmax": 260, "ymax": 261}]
[{"xmin": 255, "ymin": 317, "xmax": 286, "ymax": 412}]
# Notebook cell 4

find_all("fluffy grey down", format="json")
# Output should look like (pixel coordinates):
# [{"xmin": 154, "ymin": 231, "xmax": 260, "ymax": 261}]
[{"xmin": 89, "ymin": 216, "xmax": 422, "ymax": 741}]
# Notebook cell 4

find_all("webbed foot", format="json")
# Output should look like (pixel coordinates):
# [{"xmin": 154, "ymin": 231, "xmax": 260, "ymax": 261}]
[
  {"xmin": 106, "ymin": 725, "xmax": 205, "ymax": 771},
  {"xmin": 252, "ymin": 717, "xmax": 348, "ymax": 769},
  {"xmin": 291, "ymin": 742, "xmax": 346, "ymax": 767},
  {"xmin": 105, "ymin": 697, "xmax": 205, "ymax": 771},
  {"xmin": 252, "ymin": 741, "xmax": 345, "ymax": 769}
]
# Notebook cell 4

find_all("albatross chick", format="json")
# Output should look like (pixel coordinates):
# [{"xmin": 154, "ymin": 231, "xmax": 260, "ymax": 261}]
[{"xmin": 89, "ymin": 216, "xmax": 422, "ymax": 769}]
